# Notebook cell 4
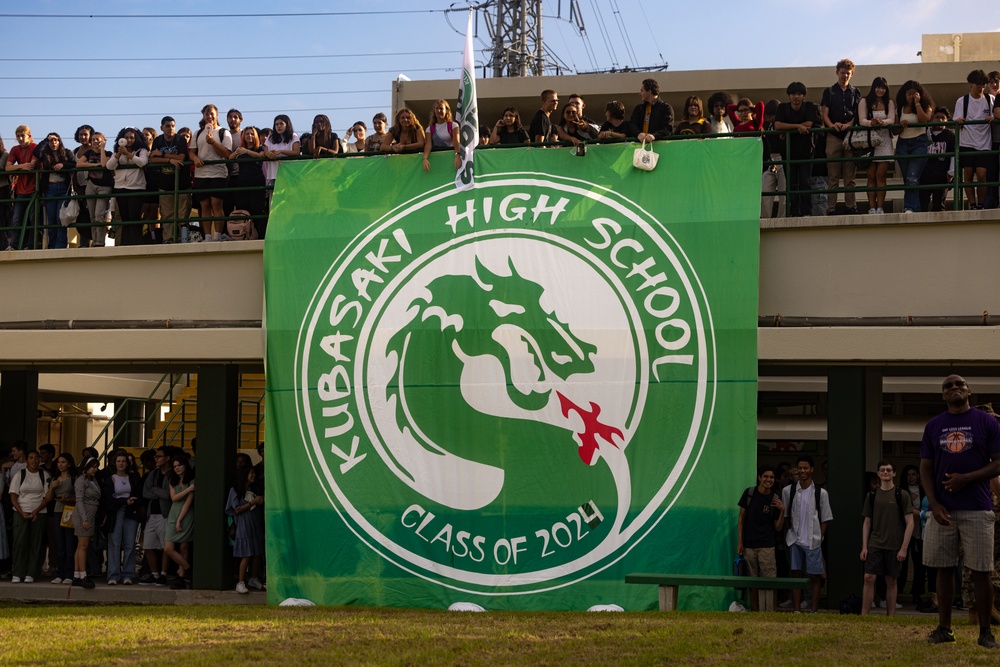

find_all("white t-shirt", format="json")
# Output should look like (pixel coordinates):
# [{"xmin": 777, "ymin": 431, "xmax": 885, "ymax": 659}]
[
  {"xmin": 10, "ymin": 469, "xmax": 49, "ymax": 514},
  {"xmin": 955, "ymin": 94, "xmax": 994, "ymax": 150},
  {"xmin": 263, "ymin": 133, "xmax": 300, "ymax": 183},
  {"xmin": 428, "ymin": 122, "xmax": 454, "ymax": 149},
  {"xmin": 190, "ymin": 124, "xmax": 234, "ymax": 179}
]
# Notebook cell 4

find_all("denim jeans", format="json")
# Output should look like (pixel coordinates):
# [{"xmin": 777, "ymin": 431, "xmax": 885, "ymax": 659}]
[
  {"xmin": 895, "ymin": 135, "xmax": 928, "ymax": 212},
  {"xmin": 11, "ymin": 193, "xmax": 36, "ymax": 250},
  {"xmin": 107, "ymin": 507, "xmax": 138, "ymax": 582},
  {"xmin": 43, "ymin": 180, "xmax": 69, "ymax": 249}
]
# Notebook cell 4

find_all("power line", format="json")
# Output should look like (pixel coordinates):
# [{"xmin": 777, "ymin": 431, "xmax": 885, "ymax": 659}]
[
  {"xmin": 5, "ymin": 10, "xmax": 451, "ymax": 19},
  {"xmin": 9, "ymin": 91, "xmax": 386, "ymax": 101},
  {"xmin": 0, "ymin": 67, "xmax": 455, "ymax": 81},
  {"xmin": 0, "ymin": 106, "xmax": 381, "ymax": 119},
  {"xmin": 4, "ymin": 51, "xmax": 459, "ymax": 63}
]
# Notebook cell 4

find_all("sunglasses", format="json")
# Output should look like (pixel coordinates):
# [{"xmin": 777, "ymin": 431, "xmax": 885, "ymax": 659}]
[{"xmin": 942, "ymin": 380, "xmax": 967, "ymax": 389}]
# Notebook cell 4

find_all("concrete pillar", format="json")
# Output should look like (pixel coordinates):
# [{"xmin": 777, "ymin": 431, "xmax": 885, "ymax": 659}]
[
  {"xmin": 0, "ymin": 370, "xmax": 39, "ymax": 450},
  {"xmin": 193, "ymin": 365, "xmax": 239, "ymax": 590},
  {"xmin": 825, "ymin": 366, "xmax": 882, "ymax": 608}
]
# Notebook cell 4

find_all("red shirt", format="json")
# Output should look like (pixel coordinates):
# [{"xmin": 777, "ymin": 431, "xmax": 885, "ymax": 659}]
[{"xmin": 8, "ymin": 143, "xmax": 37, "ymax": 195}]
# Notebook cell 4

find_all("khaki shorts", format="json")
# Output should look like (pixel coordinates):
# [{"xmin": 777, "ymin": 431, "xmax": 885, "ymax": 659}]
[
  {"xmin": 923, "ymin": 509, "xmax": 995, "ymax": 572},
  {"xmin": 143, "ymin": 514, "xmax": 166, "ymax": 551},
  {"xmin": 744, "ymin": 547, "xmax": 777, "ymax": 578}
]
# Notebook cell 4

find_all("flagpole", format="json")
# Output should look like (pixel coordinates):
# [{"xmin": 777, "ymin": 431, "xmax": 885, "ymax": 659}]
[{"xmin": 455, "ymin": 9, "xmax": 479, "ymax": 191}]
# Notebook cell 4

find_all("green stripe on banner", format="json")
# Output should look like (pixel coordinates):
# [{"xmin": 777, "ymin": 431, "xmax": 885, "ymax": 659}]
[{"xmin": 263, "ymin": 140, "xmax": 761, "ymax": 610}]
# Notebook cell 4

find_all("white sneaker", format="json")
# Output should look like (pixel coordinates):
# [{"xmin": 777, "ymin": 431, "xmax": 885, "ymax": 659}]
[
  {"xmin": 248, "ymin": 577, "xmax": 265, "ymax": 591},
  {"xmin": 23, "ymin": 576, "xmax": 34, "ymax": 583},
  {"xmin": 800, "ymin": 600, "xmax": 810, "ymax": 609},
  {"xmin": 236, "ymin": 581, "xmax": 249, "ymax": 594},
  {"xmin": 11, "ymin": 576, "xmax": 21, "ymax": 583},
  {"xmin": 777, "ymin": 599, "xmax": 793, "ymax": 609},
  {"xmin": 868, "ymin": 208, "xmax": 877, "ymax": 215},
  {"xmin": 875, "ymin": 208, "xmax": 884, "ymax": 214},
  {"xmin": 51, "ymin": 578, "xmax": 63, "ymax": 585}
]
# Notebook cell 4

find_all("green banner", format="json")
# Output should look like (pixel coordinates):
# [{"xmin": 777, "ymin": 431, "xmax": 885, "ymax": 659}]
[{"xmin": 264, "ymin": 140, "xmax": 760, "ymax": 610}]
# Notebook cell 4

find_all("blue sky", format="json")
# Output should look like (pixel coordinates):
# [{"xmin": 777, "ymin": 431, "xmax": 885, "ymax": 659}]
[{"xmin": 3, "ymin": 0, "xmax": 995, "ymax": 146}]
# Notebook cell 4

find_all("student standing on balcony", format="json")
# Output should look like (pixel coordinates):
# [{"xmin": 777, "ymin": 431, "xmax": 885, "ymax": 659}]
[
  {"xmin": 895, "ymin": 81, "xmax": 934, "ymax": 213},
  {"xmin": 857, "ymin": 78, "xmax": 896, "ymax": 215},
  {"xmin": 954, "ymin": 69, "xmax": 994, "ymax": 210},
  {"xmin": 76, "ymin": 133, "xmax": 113, "ymax": 247},
  {"xmin": 5, "ymin": 125, "xmax": 38, "ymax": 250},
  {"xmin": 820, "ymin": 59, "xmax": 861, "ymax": 214},
  {"xmin": 107, "ymin": 127, "xmax": 149, "ymax": 246},
  {"xmin": 149, "ymin": 117, "xmax": 190, "ymax": 244},
  {"xmin": 36, "ymin": 132, "xmax": 75, "ymax": 249},
  {"xmin": 188, "ymin": 104, "xmax": 233, "ymax": 242},
  {"xmin": 774, "ymin": 83, "xmax": 820, "ymax": 217}
]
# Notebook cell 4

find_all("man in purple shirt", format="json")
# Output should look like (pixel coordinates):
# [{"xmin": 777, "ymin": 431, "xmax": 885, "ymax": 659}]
[{"xmin": 920, "ymin": 374, "xmax": 1000, "ymax": 648}]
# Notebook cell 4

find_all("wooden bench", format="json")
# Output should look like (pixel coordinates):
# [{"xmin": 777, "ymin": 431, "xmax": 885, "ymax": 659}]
[{"xmin": 625, "ymin": 573, "xmax": 811, "ymax": 612}]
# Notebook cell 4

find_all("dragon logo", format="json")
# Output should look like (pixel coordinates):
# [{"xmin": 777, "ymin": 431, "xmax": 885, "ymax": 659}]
[{"xmin": 297, "ymin": 174, "xmax": 715, "ymax": 594}]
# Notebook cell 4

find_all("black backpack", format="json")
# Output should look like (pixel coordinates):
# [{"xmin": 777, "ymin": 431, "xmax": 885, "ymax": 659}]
[{"xmin": 866, "ymin": 486, "xmax": 907, "ymax": 526}]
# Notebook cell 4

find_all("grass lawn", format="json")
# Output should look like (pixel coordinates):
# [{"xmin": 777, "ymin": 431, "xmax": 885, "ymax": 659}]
[{"xmin": 1, "ymin": 604, "xmax": 997, "ymax": 666}]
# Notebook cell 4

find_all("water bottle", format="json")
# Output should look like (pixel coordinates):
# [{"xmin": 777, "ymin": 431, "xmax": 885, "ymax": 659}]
[{"xmin": 180, "ymin": 224, "xmax": 189, "ymax": 243}]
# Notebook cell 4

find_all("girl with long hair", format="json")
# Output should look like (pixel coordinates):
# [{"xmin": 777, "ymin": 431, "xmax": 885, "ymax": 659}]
[
  {"xmin": 36, "ymin": 132, "xmax": 76, "ymax": 249},
  {"xmin": 311, "ymin": 114, "xmax": 341, "ymax": 158},
  {"xmin": 42, "ymin": 453, "xmax": 77, "ymax": 585},
  {"xmin": 344, "ymin": 121, "xmax": 367, "ymax": 153},
  {"xmin": 100, "ymin": 450, "xmax": 142, "ymax": 585},
  {"xmin": 858, "ymin": 77, "xmax": 896, "ymax": 214},
  {"xmin": 226, "ymin": 466, "xmax": 265, "ymax": 593},
  {"xmin": 76, "ymin": 132, "xmax": 113, "ymax": 247},
  {"xmin": 422, "ymin": 99, "xmax": 461, "ymax": 172},
  {"xmin": 894, "ymin": 81, "xmax": 934, "ymax": 213},
  {"xmin": 165, "ymin": 454, "xmax": 195, "ymax": 589},
  {"xmin": 106, "ymin": 126, "xmax": 149, "ymax": 245},
  {"xmin": 229, "ymin": 127, "xmax": 268, "ymax": 238},
  {"xmin": 71, "ymin": 457, "xmax": 100, "ymax": 589},
  {"xmin": 673, "ymin": 96, "xmax": 711, "ymax": 136},
  {"xmin": 490, "ymin": 107, "xmax": 530, "ymax": 145},
  {"xmin": 263, "ymin": 114, "xmax": 300, "ymax": 198},
  {"xmin": 380, "ymin": 108, "xmax": 425, "ymax": 155}
]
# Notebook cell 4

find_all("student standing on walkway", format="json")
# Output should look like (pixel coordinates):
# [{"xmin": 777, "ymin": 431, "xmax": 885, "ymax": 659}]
[
  {"xmin": 921, "ymin": 375, "xmax": 1000, "ymax": 649},
  {"xmin": 860, "ymin": 459, "xmax": 913, "ymax": 615}
]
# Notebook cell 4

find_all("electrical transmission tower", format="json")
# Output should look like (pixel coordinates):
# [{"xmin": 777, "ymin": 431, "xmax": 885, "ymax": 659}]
[{"xmin": 480, "ymin": 0, "xmax": 583, "ymax": 77}]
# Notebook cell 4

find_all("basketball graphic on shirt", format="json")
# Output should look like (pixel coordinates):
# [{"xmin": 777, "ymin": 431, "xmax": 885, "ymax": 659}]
[{"xmin": 944, "ymin": 431, "xmax": 970, "ymax": 453}]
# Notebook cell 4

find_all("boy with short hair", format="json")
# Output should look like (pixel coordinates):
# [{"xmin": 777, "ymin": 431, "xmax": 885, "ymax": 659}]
[
  {"xmin": 737, "ymin": 464, "xmax": 785, "ymax": 611},
  {"xmin": 781, "ymin": 455, "xmax": 833, "ymax": 612},
  {"xmin": 861, "ymin": 459, "xmax": 914, "ymax": 616},
  {"xmin": 954, "ymin": 69, "xmax": 995, "ymax": 210}
]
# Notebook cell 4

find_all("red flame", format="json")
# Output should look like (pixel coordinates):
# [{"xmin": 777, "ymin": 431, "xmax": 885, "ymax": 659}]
[{"xmin": 557, "ymin": 391, "xmax": 623, "ymax": 465}]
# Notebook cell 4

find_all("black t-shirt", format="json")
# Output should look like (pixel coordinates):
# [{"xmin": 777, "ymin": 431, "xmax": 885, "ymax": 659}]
[
  {"xmin": 528, "ymin": 110, "xmax": 552, "ymax": 143},
  {"xmin": 775, "ymin": 101, "xmax": 820, "ymax": 159},
  {"xmin": 599, "ymin": 119, "xmax": 638, "ymax": 139},
  {"xmin": 738, "ymin": 487, "xmax": 779, "ymax": 549},
  {"xmin": 81, "ymin": 149, "xmax": 114, "ymax": 187},
  {"xmin": 497, "ymin": 127, "xmax": 530, "ymax": 145},
  {"xmin": 151, "ymin": 135, "xmax": 191, "ymax": 190}
]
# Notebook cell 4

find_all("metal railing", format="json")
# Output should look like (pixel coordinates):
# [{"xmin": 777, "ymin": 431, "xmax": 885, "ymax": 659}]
[
  {"xmin": 1, "ymin": 123, "xmax": 994, "ymax": 250},
  {"xmin": 89, "ymin": 372, "xmax": 189, "ymax": 461}
]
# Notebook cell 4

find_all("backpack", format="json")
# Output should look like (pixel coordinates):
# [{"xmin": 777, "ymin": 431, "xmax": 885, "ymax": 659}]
[
  {"xmin": 960, "ymin": 93, "xmax": 996, "ymax": 121},
  {"xmin": 866, "ymin": 486, "xmax": 907, "ymax": 526},
  {"xmin": 226, "ymin": 210, "xmax": 258, "ymax": 241}
]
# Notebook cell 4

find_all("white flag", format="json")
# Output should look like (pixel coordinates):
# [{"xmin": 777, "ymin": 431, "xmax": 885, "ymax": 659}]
[{"xmin": 455, "ymin": 10, "xmax": 479, "ymax": 191}]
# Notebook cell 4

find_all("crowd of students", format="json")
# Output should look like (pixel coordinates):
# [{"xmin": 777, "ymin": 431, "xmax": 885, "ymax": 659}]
[
  {"xmin": 1, "ymin": 64, "xmax": 997, "ymax": 251},
  {"xmin": 0, "ymin": 440, "xmax": 265, "ymax": 594}
]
